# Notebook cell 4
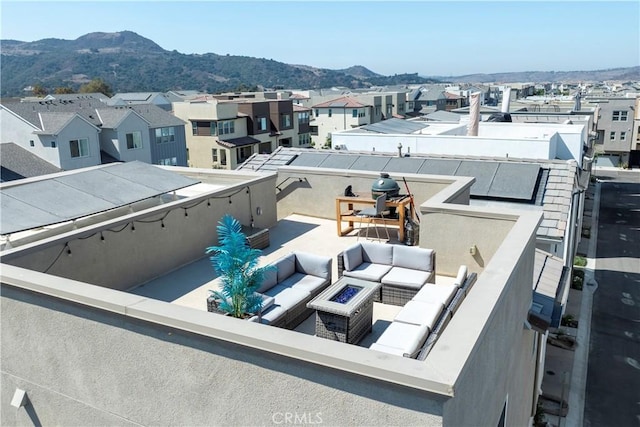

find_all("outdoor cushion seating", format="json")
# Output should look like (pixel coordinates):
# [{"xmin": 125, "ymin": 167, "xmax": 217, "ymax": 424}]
[
  {"xmin": 338, "ymin": 242, "xmax": 436, "ymax": 305},
  {"xmin": 370, "ymin": 265, "xmax": 476, "ymax": 359},
  {"xmin": 369, "ymin": 322, "xmax": 431, "ymax": 358},
  {"xmin": 393, "ymin": 300, "xmax": 444, "ymax": 329},
  {"xmin": 252, "ymin": 251, "xmax": 332, "ymax": 329}
]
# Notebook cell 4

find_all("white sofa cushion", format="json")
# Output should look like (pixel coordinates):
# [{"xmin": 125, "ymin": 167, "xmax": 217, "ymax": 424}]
[
  {"xmin": 454, "ymin": 265, "xmax": 468, "ymax": 287},
  {"xmin": 343, "ymin": 263, "xmax": 392, "ymax": 282},
  {"xmin": 394, "ymin": 300, "xmax": 444, "ymax": 329},
  {"xmin": 295, "ymin": 252, "xmax": 331, "ymax": 280},
  {"xmin": 392, "ymin": 246, "xmax": 434, "ymax": 272},
  {"xmin": 284, "ymin": 273, "xmax": 327, "ymax": 295},
  {"xmin": 259, "ymin": 305, "xmax": 286, "ymax": 325},
  {"xmin": 276, "ymin": 253, "xmax": 297, "ymax": 282},
  {"xmin": 369, "ymin": 343, "xmax": 406, "ymax": 357},
  {"xmin": 373, "ymin": 322, "xmax": 430, "ymax": 357},
  {"xmin": 271, "ymin": 287, "xmax": 310, "ymax": 311},
  {"xmin": 257, "ymin": 268, "xmax": 278, "ymax": 293},
  {"xmin": 381, "ymin": 267, "xmax": 433, "ymax": 290},
  {"xmin": 343, "ymin": 243, "xmax": 364, "ymax": 271},
  {"xmin": 361, "ymin": 241, "xmax": 393, "ymax": 265},
  {"xmin": 413, "ymin": 284, "xmax": 457, "ymax": 307},
  {"xmin": 258, "ymin": 294, "xmax": 276, "ymax": 312}
]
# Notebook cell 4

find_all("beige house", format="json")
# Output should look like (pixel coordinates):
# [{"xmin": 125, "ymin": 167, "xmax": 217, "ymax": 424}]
[{"xmin": 312, "ymin": 96, "xmax": 372, "ymax": 147}]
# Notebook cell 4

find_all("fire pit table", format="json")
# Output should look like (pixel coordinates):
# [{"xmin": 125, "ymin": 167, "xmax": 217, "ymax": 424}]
[{"xmin": 307, "ymin": 277, "xmax": 381, "ymax": 344}]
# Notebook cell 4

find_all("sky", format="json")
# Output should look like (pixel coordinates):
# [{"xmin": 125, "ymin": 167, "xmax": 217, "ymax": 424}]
[{"xmin": 1, "ymin": 1, "xmax": 639, "ymax": 77}]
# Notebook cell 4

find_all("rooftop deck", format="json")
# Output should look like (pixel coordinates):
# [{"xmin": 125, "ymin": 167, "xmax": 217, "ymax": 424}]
[{"xmin": 130, "ymin": 213, "xmax": 457, "ymax": 349}]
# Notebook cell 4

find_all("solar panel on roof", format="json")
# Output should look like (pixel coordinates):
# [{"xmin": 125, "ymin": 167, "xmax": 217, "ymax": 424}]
[
  {"xmin": 384, "ymin": 157, "xmax": 426, "ymax": 174},
  {"xmin": 417, "ymin": 159, "xmax": 461, "ymax": 176},
  {"xmin": 329, "ymin": 102, "xmax": 348, "ymax": 107},
  {"xmin": 361, "ymin": 119, "xmax": 426, "ymax": 134},
  {"xmin": 289, "ymin": 153, "xmax": 329, "ymax": 167},
  {"xmin": 318, "ymin": 155, "xmax": 358, "ymax": 170},
  {"xmin": 487, "ymin": 163, "xmax": 540, "ymax": 201},
  {"xmin": 349, "ymin": 156, "xmax": 391, "ymax": 172},
  {"xmin": 0, "ymin": 161, "xmax": 199, "ymax": 235},
  {"xmin": 455, "ymin": 161, "xmax": 499, "ymax": 196}
]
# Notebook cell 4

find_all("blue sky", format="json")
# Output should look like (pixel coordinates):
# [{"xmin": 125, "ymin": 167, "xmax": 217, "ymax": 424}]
[{"xmin": 2, "ymin": 1, "xmax": 638, "ymax": 76}]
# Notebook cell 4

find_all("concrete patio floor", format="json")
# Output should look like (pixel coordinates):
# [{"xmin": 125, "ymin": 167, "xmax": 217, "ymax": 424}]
[{"xmin": 130, "ymin": 213, "xmax": 456, "ymax": 348}]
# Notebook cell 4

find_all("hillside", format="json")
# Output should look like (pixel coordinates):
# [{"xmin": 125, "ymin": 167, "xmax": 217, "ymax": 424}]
[
  {"xmin": 0, "ymin": 31, "xmax": 435, "ymax": 97},
  {"xmin": 434, "ymin": 67, "xmax": 640, "ymax": 83}
]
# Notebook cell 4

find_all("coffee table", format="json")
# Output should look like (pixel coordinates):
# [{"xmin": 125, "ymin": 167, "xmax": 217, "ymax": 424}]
[{"xmin": 307, "ymin": 277, "xmax": 381, "ymax": 344}]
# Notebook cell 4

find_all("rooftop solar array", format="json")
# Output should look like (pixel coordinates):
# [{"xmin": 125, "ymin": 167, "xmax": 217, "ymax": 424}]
[
  {"xmin": 360, "ymin": 118, "xmax": 428, "ymax": 134},
  {"xmin": 1, "ymin": 161, "xmax": 199, "ymax": 235},
  {"xmin": 288, "ymin": 153, "xmax": 541, "ymax": 202}
]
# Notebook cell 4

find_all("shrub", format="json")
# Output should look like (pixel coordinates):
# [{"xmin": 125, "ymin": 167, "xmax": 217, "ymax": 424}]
[{"xmin": 574, "ymin": 255, "xmax": 587, "ymax": 267}]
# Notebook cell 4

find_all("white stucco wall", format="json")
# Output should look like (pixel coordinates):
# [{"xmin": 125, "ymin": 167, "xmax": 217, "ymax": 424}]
[
  {"xmin": 110, "ymin": 114, "xmax": 153, "ymax": 163},
  {"xmin": 0, "ymin": 108, "xmax": 62, "ymax": 166},
  {"xmin": 55, "ymin": 117, "xmax": 102, "ymax": 170}
]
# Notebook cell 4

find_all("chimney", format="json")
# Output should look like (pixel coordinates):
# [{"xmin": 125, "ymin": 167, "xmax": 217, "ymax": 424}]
[
  {"xmin": 467, "ymin": 91, "xmax": 481, "ymax": 136},
  {"xmin": 501, "ymin": 87, "xmax": 511, "ymax": 113}
]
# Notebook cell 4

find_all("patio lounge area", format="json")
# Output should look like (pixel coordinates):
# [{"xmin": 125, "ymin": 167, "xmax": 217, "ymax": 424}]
[{"xmin": 130, "ymin": 214, "xmax": 460, "ymax": 350}]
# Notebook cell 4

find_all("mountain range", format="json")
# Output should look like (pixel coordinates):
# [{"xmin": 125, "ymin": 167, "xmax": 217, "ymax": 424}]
[{"xmin": 1, "ymin": 31, "xmax": 638, "ymax": 97}]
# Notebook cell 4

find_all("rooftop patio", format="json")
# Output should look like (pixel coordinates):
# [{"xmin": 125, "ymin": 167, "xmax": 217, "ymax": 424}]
[{"xmin": 130, "ymin": 213, "xmax": 458, "ymax": 349}]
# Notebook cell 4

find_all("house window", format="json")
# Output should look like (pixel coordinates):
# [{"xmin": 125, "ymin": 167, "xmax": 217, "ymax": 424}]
[
  {"xmin": 192, "ymin": 121, "xmax": 214, "ymax": 136},
  {"xmin": 299, "ymin": 133, "xmax": 310, "ymax": 145},
  {"xmin": 352, "ymin": 109, "xmax": 358, "ymax": 118},
  {"xmin": 399, "ymin": 103, "xmax": 405, "ymax": 113},
  {"xmin": 314, "ymin": 109, "xmax": 319, "ymax": 117},
  {"xmin": 610, "ymin": 131, "xmax": 616, "ymax": 141},
  {"xmin": 155, "ymin": 127, "xmax": 175, "ymax": 144},
  {"xmin": 220, "ymin": 150, "xmax": 227, "ymax": 166},
  {"xmin": 298, "ymin": 111, "xmax": 309, "ymax": 124},
  {"xmin": 259, "ymin": 142, "xmax": 272, "ymax": 154},
  {"xmin": 620, "ymin": 131, "xmax": 626, "ymax": 141},
  {"xmin": 612, "ymin": 111, "xmax": 628, "ymax": 121},
  {"xmin": 218, "ymin": 120, "xmax": 235, "ymax": 135},
  {"xmin": 281, "ymin": 114, "xmax": 291, "ymax": 128},
  {"xmin": 51, "ymin": 141, "xmax": 56, "ymax": 148},
  {"xmin": 237, "ymin": 146, "xmax": 253, "ymax": 163},
  {"xmin": 126, "ymin": 131, "xmax": 143, "ymax": 149},
  {"xmin": 69, "ymin": 138, "xmax": 89, "ymax": 158},
  {"xmin": 257, "ymin": 117, "xmax": 268, "ymax": 131},
  {"xmin": 212, "ymin": 148, "xmax": 218, "ymax": 162},
  {"xmin": 159, "ymin": 157, "xmax": 177, "ymax": 166},
  {"xmin": 29, "ymin": 140, "xmax": 34, "ymax": 147},
  {"xmin": 328, "ymin": 109, "xmax": 332, "ymax": 118}
]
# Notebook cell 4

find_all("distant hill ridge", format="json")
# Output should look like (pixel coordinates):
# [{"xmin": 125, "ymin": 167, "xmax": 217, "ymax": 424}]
[{"xmin": 1, "ymin": 31, "xmax": 638, "ymax": 97}]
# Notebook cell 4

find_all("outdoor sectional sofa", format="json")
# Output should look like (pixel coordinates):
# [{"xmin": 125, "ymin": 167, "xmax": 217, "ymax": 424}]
[
  {"xmin": 208, "ymin": 251, "xmax": 332, "ymax": 329},
  {"xmin": 337, "ymin": 241, "xmax": 436, "ymax": 305},
  {"xmin": 253, "ymin": 252, "xmax": 332, "ymax": 328},
  {"xmin": 370, "ymin": 266, "xmax": 477, "ymax": 359}
]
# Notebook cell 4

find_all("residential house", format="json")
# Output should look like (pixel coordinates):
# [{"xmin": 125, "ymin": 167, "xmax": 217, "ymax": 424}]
[
  {"xmin": 293, "ymin": 104, "xmax": 312, "ymax": 147},
  {"xmin": 1, "ymin": 160, "xmax": 544, "ymax": 426},
  {"xmin": 1, "ymin": 100, "xmax": 188, "ymax": 168},
  {"xmin": 0, "ymin": 101, "xmax": 103, "ymax": 170},
  {"xmin": 109, "ymin": 92, "xmax": 173, "ymax": 111},
  {"xmin": 173, "ymin": 98, "xmax": 247, "ymax": 170},
  {"xmin": 173, "ymin": 97, "xmax": 297, "ymax": 169},
  {"xmin": 586, "ymin": 96, "xmax": 637, "ymax": 167},
  {"xmin": 311, "ymin": 96, "xmax": 372, "ymax": 147}
]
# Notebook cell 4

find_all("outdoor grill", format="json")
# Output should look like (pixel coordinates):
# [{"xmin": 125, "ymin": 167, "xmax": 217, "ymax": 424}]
[
  {"xmin": 371, "ymin": 173, "xmax": 400, "ymax": 217},
  {"xmin": 371, "ymin": 173, "xmax": 400, "ymax": 199}
]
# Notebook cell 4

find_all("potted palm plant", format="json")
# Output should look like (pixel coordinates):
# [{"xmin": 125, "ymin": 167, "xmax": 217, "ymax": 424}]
[{"xmin": 206, "ymin": 215, "xmax": 273, "ymax": 319}]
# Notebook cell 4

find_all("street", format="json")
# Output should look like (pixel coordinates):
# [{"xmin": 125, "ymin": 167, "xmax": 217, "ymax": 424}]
[{"xmin": 584, "ymin": 171, "xmax": 640, "ymax": 427}]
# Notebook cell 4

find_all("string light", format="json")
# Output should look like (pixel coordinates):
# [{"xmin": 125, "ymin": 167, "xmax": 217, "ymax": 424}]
[
  {"xmin": 131, "ymin": 223, "xmax": 136, "ymax": 232},
  {"xmin": 100, "ymin": 232, "xmax": 105, "ymax": 241},
  {"xmin": 65, "ymin": 243, "xmax": 72, "ymax": 256}
]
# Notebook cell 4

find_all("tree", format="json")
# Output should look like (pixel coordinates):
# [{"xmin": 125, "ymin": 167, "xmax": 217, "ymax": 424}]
[
  {"xmin": 54, "ymin": 86, "xmax": 74, "ymax": 94},
  {"xmin": 32, "ymin": 84, "xmax": 47, "ymax": 96},
  {"xmin": 206, "ymin": 215, "xmax": 274, "ymax": 318},
  {"xmin": 79, "ymin": 78, "xmax": 113, "ymax": 96}
]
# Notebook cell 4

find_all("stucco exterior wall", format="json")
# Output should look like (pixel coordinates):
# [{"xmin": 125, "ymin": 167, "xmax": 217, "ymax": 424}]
[
  {"xmin": 275, "ymin": 167, "xmax": 453, "ymax": 222},
  {"xmin": 1, "ymin": 174, "xmax": 277, "ymax": 291},
  {"xmin": 0, "ymin": 284, "xmax": 445, "ymax": 426}
]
